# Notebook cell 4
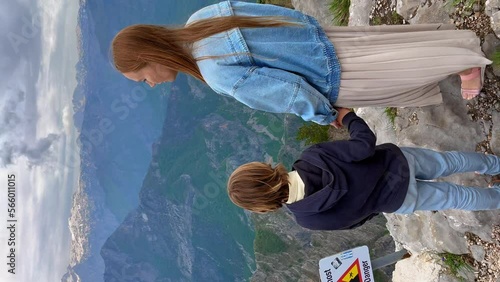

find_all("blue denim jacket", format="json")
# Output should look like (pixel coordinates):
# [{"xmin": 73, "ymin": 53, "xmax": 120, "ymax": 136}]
[{"xmin": 187, "ymin": 1, "xmax": 341, "ymax": 124}]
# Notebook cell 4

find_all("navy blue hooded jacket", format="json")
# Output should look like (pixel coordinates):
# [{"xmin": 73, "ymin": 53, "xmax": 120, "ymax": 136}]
[{"xmin": 287, "ymin": 112, "xmax": 410, "ymax": 230}]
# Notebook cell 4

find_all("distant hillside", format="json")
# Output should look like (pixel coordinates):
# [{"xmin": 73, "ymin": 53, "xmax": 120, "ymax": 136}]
[{"xmin": 100, "ymin": 73, "xmax": 307, "ymax": 281}]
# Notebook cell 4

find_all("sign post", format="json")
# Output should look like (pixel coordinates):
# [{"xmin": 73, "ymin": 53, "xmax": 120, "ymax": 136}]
[{"xmin": 319, "ymin": 246, "xmax": 409, "ymax": 282}]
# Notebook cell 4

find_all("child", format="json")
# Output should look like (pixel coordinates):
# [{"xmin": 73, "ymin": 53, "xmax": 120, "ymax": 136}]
[{"xmin": 227, "ymin": 108, "xmax": 500, "ymax": 230}]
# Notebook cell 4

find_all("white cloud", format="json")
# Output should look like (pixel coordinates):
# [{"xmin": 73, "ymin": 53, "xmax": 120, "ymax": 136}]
[{"xmin": 0, "ymin": 0, "xmax": 80, "ymax": 281}]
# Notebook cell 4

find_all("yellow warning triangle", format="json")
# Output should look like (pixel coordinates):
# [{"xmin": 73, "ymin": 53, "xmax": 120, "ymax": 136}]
[{"xmin": 338, "ymin": 259, "xmax": 361, "ymax": 282}]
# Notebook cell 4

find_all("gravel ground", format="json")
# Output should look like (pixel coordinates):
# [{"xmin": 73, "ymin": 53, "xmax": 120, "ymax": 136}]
[
  {"xmin": 369, "ymin": 1, "xmax": 500, "ymax": 281},
  {"xmin": 450, "ymin": 1, "xmax": 500, "ymax": 159},
  {"xmin": 465, "ymin": 226, "xmax": 500, "ymax": 282}
]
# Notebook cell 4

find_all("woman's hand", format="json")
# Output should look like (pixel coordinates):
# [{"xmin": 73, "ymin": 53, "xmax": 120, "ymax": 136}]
[{"xmin": 330, "ymin": 107, "xmax": 351, "ymax": 128}]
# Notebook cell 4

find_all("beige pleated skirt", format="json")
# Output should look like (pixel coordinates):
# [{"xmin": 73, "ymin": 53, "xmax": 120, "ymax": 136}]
[{"xmin": 323, "ymin": 24, "xmax": 492, "ymax": 107}]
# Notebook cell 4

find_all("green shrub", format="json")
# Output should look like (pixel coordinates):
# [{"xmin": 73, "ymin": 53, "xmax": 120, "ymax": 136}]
[
  {"xmin": 296, "ymin": 122, "xmax": 330, "ymax": 145},
  {"xmin": 491, "ymin": 49, "xmax": 500, "ymax": 67},
  {"xmin": 440, "ymin": 253, "xmax": 474, "ymax": 280},
  {"xmin": 371, "ymin": 11, "xmax": 404, "ymax": 26},
  {"xmin": 373, "ymin": 269, "xmax": 389, "ymax": 282},
  {"xmin": 445, "ymin": 0, "xmax": 476, "ymax": 9},
  {"xmin": 371, "ymin": 16, "xmax": 383, "ymax": 26},
  {"xmin": 254, "ymin": 228, "xmax": 289, "ymax": 254},
  {"xmin": 384, "ymin": 107, "xmax": 398, "ymax": 128},
  {"xmin": 329, "ymin": 0, "xmax": 351, "ymax": 26}
]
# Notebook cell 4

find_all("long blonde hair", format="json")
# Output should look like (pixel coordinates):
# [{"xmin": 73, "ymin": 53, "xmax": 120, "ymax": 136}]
[
  {"xmin": 227, "ymin": 162, "xmax": 289, "ymax": 213},
  {"xmin": 111, "ymin": 16, "xmax": 294, "ymax": 82}
]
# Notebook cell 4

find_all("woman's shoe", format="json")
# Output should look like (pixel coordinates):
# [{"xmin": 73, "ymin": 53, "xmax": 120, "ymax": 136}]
[{"xmin": 459, "ymin": 67, "xmax": 482, "ymax": 100}]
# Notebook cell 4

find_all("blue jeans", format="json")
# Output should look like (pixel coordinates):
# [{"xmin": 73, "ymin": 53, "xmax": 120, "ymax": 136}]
[{"xmin": 394, "ymin": 147, "xmax": 500, "ymax": 214}]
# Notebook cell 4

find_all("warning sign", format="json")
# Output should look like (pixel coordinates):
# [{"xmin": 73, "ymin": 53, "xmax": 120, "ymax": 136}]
[
  {"xmin": 319, "ymin": 246, "xmax": 374, "ymax": 282},
  {"xmin": 338, "ymin": 259, "xmax": 361, "ymax": 282}
]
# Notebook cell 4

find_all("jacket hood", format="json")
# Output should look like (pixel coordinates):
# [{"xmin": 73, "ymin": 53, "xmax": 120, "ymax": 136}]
[{"xmin": 287, "ymin": 158, "xmax": 348, "ymax": 215}]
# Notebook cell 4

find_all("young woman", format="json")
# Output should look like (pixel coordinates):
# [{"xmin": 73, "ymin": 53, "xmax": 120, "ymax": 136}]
[{"xmin": 111, "ymin": 1, "xmax": 491, "ymax": 125}]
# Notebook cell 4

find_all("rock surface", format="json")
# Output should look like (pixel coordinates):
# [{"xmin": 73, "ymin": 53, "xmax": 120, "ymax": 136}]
[
  {"xmin": 349, "ymin": 0, "xmax": 374, "ymax": 26},
  {"xmin": 407, "ymin": 0, "xmax": 452, "ymax": 24},
  {"xmin": 392, "ymin": 252, "xmax": 474, "ymax": 282},
  {"xmin": 396, "ymin": 0, "xmax": 421, "ymax": 20},
  {"xmin": 483, "ymin": 34, "xmax": 500, "ymax": 76},
  {"xmin": 291, "ymin": 0, "xmax": 334, "ymax": 25},
  {"xmin": 486, "ymin": 0, "xmax": 500, "ymax": 36}
]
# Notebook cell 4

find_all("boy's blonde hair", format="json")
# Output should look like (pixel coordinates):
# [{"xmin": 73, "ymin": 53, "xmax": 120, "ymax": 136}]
[{"xmin": 227, "ymin": 162, "xmax": 289, "ymax": 213}]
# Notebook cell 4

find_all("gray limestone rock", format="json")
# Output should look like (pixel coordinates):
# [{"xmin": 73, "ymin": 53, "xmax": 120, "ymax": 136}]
[
  {"xmin": 357, "ymin": 77, "xmax": 485, "ymax": 152},
  {"xmin": 408, "ymin": 0, "xmax": 452, "ymax": 24},
  {"xmin": 492, "ymin": 11, "xmax": 500, "ymax": 38},
  {"xmin": 392, "ymin": 253, "xmax": 467, "ymax": 282},
  {"xmin": 385, "ymin": 212, "xmax": 469, "ymax": 254},
  {"xmin": 483, "ymin": 33, "xmax": 500, "ymax": 58},
  {"xmin": 348, "ymin": 0, "xmax": 374, "ymax": 26},
  {"xmin": 485, "ymin": 1, "xmax": 500, "ymax": 38},
  {"xmin": 483, "ymin": 34, "xmax": 500, "ymax": 77},
  {"xmin": 441, "ymin": 209, "xmax": 500, "ymax": 241},
  {"xmin": 356, "ymin": 107, "xmax": 398, "ymax": 144},
  {"xmin": 470, "ymin": 245, "xmax": 486, "ymax": 262},
  {"xmin": 493, "ymin": 107, "xmax": 500, "ymax": 152},
  {"xmin": 486, "ymin": 0, "xmax": 500, "ymax": 17},
  {"xmin": 487, "ymin": 0, "xmax": 500, "ymax": 36},
  {"xmin": 397, "ymin": 0, "xmax": 421, "ymax": 20},
  {"xmin": 291, "ymin": 0, "xmax": 333, "ymax": 26}
]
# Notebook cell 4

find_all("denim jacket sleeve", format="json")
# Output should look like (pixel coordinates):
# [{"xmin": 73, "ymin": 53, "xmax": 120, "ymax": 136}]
[
  {"xmin": 232, "ymin": 66, "xmax": 337, "ymax": 124},
  {"xmin": 189, "ymin": 1, "xmax": 342, "ymax": 125}
]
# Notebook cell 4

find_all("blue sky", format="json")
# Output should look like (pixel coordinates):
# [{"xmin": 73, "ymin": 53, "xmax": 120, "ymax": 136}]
[{"xmin": 0, "ymin": 0, "xmax": 80, "ymax": 281}]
